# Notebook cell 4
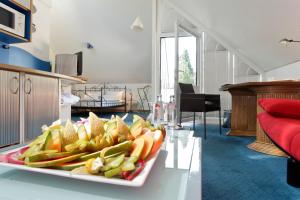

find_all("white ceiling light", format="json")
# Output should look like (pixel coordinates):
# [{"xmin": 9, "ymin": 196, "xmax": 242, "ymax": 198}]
[{"xmin": 131, "ymin": 16, "xmax": 144, "ymax": 32}]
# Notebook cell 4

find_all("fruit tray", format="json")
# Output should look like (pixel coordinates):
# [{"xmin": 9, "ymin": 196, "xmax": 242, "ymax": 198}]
[{"xmin": 0, "ymin": 145, "xmax": 160, "ymax": 187}]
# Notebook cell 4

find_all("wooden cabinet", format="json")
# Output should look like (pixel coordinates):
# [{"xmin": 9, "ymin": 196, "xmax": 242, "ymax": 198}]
[
  {"xmin": 0, "ymin": 70, "xmax": 20, "ymax": 147},
  {"xmin": 24, "ymin": 74, "xmax": 59, "ymax": 141}
]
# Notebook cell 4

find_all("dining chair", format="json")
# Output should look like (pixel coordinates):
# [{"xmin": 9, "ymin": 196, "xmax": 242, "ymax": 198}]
[{"xmin": 178, "ymin": 83, "xmax": 222, "ymax": 139}]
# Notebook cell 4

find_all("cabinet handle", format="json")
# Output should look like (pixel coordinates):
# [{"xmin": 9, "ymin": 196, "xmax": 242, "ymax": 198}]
[
  {"xmin": 9, "ymin": 76, "xmax": 19, "ymax": 94},
  {"xmin": 24, "ymin": 78, "xmax": 32, "ymax": 94}
]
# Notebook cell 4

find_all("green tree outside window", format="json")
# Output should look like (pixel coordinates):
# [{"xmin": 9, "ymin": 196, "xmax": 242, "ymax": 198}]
[{"xmin": 179, "ymin": 49, "xmax": 195, "ymax": 84}]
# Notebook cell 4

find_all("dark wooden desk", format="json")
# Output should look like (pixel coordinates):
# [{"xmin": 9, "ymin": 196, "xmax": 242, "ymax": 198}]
[{"xmin": 221, "ymin": 81, "xmax": 300, "ymax": 156}]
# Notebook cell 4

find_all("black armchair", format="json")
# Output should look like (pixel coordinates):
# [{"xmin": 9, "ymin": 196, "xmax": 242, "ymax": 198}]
[{"xmin": 178, "ymin": 83, "xmax": 222, "ymax": 139}]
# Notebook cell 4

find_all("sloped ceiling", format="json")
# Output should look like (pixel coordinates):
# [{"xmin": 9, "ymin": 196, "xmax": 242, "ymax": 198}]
[
  {"xmin": 169, "ymin": 0, "xmax": 300, "ymax": 71},
  {"xmin": 50, "ymin": 0, "xmax": 152, "ymax": 83}
]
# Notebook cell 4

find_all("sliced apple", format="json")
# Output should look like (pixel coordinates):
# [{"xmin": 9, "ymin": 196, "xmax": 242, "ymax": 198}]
[
  {"xmin": 77, "ymin": 125, "xmax": 89, "ymax": 141},
  {"xmin": 130, "ymin": 120, "xmax": 144, "ymax": 138},
  {"xmin": 130, "ymin": 137, "xmax": 145, "ymax": 162},
  {"xmin": 145, "ymin": 130, "xmax": 164, "ymax": 160},
  {"xmin": 100, "ymin": 141, "xmax": 132, "ymax": 159},
  {"xmin": 140, "ymin": 134, "xmax": 154, "ymax": 160}
]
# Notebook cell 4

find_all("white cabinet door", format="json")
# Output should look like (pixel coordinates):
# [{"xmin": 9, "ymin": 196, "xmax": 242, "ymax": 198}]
[
  {"xmin": 24, "ymin": 74, "xmax": 59, "ymax": 141},
  {"xmin": 0, "ymin": 70, "xmax": 20, "ymax": 147}
]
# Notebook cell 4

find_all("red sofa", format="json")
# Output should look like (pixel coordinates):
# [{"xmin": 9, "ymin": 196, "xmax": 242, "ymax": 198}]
[{"xmin": 258, "ymin": 98, "xmax": 300, "ymax": 187}]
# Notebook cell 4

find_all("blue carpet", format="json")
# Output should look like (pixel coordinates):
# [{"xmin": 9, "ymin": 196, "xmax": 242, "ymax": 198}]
[
  {"xmin": 72, "ymin": 113, "xmax": 300, "ymax": 200},
  {"xmin": 195, "ymin": 124, "xmax": 300, "ymax": 200}
]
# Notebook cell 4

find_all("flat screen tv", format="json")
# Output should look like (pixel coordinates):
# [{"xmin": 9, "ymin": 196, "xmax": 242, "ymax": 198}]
[
  {"xmin": 55, "ymin": 52, "xmax": 83, "ymax": 76},
  {"xmin": 74, "ymin": 51, "xmax": 83, "ymax": 76}
]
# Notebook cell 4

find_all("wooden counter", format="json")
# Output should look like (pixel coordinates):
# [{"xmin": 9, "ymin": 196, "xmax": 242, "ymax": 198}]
[
  {"xmin": 221, "ymin": 80, "xmax": 300, "ymax": 157},
  {"xmin": 0, "ymin": 63, "xmax": 85, "ymax": 83}
]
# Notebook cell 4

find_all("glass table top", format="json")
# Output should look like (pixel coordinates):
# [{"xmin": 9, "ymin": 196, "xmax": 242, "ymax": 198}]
[{"xmin": 0, "ymin": 129, "xmax": 202, "ymax": 200}]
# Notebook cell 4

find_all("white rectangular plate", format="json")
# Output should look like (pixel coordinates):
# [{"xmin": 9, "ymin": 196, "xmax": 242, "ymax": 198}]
[{"xmin": 0, "ymin": 146, "xmax": 160, "ymax": 187}]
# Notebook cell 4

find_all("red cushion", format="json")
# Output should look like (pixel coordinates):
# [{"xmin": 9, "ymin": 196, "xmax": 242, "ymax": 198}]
[
  {"xmin": 258, "ymin": 112, "xmax": 300, "ymax": 160},
  {"xmin": 259, "ymin": 98, "xmax": 300, "ymax": 119}
]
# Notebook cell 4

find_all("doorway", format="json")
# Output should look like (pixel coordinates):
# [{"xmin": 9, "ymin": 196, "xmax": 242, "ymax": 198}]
[{"xmin": 160, "ymin": 26, "xmax": 199, "ymax": 103}]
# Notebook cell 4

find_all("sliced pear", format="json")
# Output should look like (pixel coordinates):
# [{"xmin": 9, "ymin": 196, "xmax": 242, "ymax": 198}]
[
  {"xmin": 133, "ymin": 115, "xmax": 145, "ymax": 123},
  {"xmin": 44, "ymin": 130, "xmax": 63, "ymax": 152},
  {"xmin": 89, "ymin": 112, "xmax": 104, "ymax": 138},
  {"xmin": 98, "ymin": 134, "xmax": 114, "ymax": 150},
  {"xmin": 130, "ymin": 120, "xmax": 145, "ymax": 138},
  {"xmin": 116, "ymin": 116, "xmax": 133, "ymax": 143},
  {"xmin": 105, "ymin": 119, "xmax": 118, "ymax": 142},
  {"xmin": 116, "ymin": 116, "xmax": 130, "ymax": 135},
  {"xmin": 64, "ymin": 140, "xmax": 88, "ymax": 153},
  {"xmin": 77, "ymin": 125, "xmax": 89, "ymax": 141},
  {"xmin": 62, "ymin": 120, "xmax": 78, "ymax": 146}
]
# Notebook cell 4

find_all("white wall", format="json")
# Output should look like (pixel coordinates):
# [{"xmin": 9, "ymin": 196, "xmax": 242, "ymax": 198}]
[
  {"xmin": 265, "ymin": 61, "xmax": 300, "ymax": 81},
  {"xmin": 13, "ymin": 0, "xmax": 51, "ymax": 62},
  {"xmin": 50, "ymin": 0, "xmax": 152, "ymax": 84}
]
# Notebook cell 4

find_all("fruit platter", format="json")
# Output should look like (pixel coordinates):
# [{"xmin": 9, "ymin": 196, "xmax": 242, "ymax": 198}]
[{"xmin": 0, "ymin": 112, "xmax": 166, "ymax": 187}]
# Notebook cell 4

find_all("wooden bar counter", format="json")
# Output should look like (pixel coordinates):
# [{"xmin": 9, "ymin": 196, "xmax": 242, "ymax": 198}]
[{"xmin": 221, "ymin": 81, "xmax": 300, "ymax": 157}]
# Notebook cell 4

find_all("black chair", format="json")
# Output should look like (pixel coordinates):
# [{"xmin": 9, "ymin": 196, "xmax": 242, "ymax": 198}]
[{"xmin": 178, "ymin": 83, "xmax": 222, "ymax": 139}]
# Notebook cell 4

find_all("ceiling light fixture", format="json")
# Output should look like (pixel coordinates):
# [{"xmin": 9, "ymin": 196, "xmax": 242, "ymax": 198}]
[
  {"xmin": 279, "ymin": 38, "xmax": 300, "ymax": 46},
  {"xmin": 131, "ymin": 16, "xmax": 144, "ymax": 32},
  {"xmin": 131, "ymin": 0, "xmax": 144, "ymax": 32}
]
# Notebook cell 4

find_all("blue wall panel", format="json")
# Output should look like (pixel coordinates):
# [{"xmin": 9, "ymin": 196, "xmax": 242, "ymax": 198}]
[{"xmin": 0, "ymin": 42, "xmax": 51, "ymax": 72}]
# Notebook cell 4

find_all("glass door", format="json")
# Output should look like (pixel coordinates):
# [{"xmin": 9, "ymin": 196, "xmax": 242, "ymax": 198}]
[
  {"xmin": 178, "ymin": 29, "xmax": 197, "ymax": 85},
  {"xmin": 160, "ymin": 26, "xmax": 199, "ymax": 103}
]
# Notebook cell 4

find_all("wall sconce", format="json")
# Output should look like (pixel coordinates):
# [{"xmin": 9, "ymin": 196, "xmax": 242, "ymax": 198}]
[
  {"xmin": 86, "ymin": 43, "xmax": 94, "ymax": 49},
  {"xmin": 279, "ymin": 38, "xmax": 300, "ymax": 46}
]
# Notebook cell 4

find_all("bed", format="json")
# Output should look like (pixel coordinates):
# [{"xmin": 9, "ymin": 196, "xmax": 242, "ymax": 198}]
[{"xmin": 71, "ymin": 84, "xmax": 131, "ymax": 114}]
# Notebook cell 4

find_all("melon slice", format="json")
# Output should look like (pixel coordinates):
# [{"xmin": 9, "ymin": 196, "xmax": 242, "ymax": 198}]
[{"xmin": 26, "ymin": 153, "xmax": 86, "ymax": 168}]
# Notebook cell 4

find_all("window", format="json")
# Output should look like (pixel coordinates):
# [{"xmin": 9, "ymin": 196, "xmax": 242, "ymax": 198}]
[{"xmin": 160, "ymin": 35, "xmax": 197, "ymax": 102}]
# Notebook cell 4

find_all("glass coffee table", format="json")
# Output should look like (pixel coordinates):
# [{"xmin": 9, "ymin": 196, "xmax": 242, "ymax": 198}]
[{"xmin": 0, "ymin": 129, "xmax": 202, "ymax": 200}]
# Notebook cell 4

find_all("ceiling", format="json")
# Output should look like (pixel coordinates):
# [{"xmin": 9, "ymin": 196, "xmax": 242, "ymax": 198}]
[{"xmin": 169, "ymin": 0, "xmax": 300, "ymax": 71}]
